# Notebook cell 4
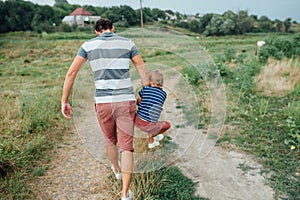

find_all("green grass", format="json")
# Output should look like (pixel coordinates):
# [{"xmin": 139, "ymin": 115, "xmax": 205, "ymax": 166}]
[
  {"xmin": 181, "ymin": 32, "xmax": 299, "ymax": 199},
  {"xmin": 211, "ymin": 41, "xmax": 300, "ymax": 199},
  {"xmin": 132, "ymin": 166, "xmax": 207, "ymax": 200},
  {"xmin": 0, "ymin": 32, "xmax": 74, "ymax": 199}
]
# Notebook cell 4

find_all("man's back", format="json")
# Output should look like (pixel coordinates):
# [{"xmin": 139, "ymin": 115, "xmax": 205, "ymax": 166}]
[{"xmin": 77, "ymin": 32, "xmax": 139, "ymax": 103}]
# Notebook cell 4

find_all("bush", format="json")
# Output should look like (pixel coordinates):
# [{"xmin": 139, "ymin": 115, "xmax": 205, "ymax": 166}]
[
  {"xmin": 259, "ymin": 34, "xmax": 300, "ymax": 62},
  {"xmin": 224, "ymin": 47, "xmax": 236, "ymax": 62},
  {"xmin": 181, "ymin": 66, "xmax": 203, "ymax": 86}
]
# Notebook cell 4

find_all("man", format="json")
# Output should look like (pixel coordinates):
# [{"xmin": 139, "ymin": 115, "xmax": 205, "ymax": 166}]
[{"xmin": 61, "ymin": 18, "xmax": 148, "ymax": 200}]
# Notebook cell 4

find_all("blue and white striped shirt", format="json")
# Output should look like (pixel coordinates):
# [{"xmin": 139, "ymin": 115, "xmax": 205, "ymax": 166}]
[
  {"xmin": 77, "ymin": 32, "xmax": 139, "ymax": 103},
  {"xmin": 137, "ymin": 86, "xmax": 167, "ymax": 122}
]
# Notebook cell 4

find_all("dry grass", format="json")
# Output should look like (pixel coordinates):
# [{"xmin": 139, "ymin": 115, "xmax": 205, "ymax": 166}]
[{"xmin": 255, "ymin": 58, "xmax": 300, "ymax": 96}]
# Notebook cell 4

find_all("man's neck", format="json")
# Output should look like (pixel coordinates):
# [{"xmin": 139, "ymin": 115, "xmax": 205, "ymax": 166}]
[
  {"xmin": 95, "ymin": 29, "xmax": 112, "ymax": 36},
  {"xmin": 101, "ymin": 29, "xmax": 111, "ymax": 33}
]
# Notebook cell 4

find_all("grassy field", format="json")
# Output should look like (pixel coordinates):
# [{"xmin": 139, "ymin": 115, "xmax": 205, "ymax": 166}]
[{"xmin": 0, "ymin": 29, "xmax": 299, "ymax": 199}]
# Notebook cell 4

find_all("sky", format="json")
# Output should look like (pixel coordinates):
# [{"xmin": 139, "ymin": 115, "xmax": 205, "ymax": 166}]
[{"xmin": 26, "ymin": 0, "xmax": 300, "ymax": 22}]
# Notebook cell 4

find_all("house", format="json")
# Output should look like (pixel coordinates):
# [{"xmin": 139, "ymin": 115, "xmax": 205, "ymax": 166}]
[{"xmin": 62, "ymin": 7, "xmax": 100, "ymax": 27}]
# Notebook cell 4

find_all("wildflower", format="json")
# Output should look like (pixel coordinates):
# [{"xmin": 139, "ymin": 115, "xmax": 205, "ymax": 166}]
[{"xmin": 290, "ymin": 145, "xmax": 296, "ymax": 150}]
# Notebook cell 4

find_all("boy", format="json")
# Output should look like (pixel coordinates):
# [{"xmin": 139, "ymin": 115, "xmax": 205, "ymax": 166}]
[{"xmin": 135, "ymin": 70, "xmax": 171, "ymax": 149}]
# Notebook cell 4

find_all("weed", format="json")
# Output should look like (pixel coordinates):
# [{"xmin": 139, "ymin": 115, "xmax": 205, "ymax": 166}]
[
  {"xmin": 132, "ymin": 166, "xmax": 206, "ymax": 200},
  {"xmin": 181, "ymin": 65, "xmax": 202, "ymax": 86},
  {"xmin": 224, "ymin": 47, "xmax": 236, "ymax": 62},
  {"xmin": 284, "ymin": 117, "xmax": 300, "ymax": 150}
]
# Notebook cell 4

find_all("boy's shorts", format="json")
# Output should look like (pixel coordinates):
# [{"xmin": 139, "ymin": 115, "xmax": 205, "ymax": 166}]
[
  {"xmin": 95, "ymin": 101, "xmax": 136, "ymax": 152},
  {"xmin": 135, "ymin": 114, "xmax": 171, "ymax": 137}
]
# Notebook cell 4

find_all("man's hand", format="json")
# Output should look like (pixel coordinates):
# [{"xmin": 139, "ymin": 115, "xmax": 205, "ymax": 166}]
[{"xmin": 61, "ymin": 102, "xmax": 73, "ymax": 119}]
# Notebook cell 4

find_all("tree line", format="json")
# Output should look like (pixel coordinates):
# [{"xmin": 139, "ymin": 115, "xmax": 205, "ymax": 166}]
[{"xmin": 0, "ymin": 0, "xmax": 298, "ymax": 35}]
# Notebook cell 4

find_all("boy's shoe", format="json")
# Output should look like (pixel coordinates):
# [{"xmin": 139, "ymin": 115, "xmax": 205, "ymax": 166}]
[
  {"xmin": 148, "ymin": 140, "xmax": 160, "ymax": 149},
  {"xmin": 154, "ymin": 134, "xmax": 164, "ymax": 142},
  {"xmin": 111, "ymin": 161, "xmax": 122, "ymax": 180},
  {"xmin": 121, "ymin": 190, "xmax": 133, "ymax": 200}
]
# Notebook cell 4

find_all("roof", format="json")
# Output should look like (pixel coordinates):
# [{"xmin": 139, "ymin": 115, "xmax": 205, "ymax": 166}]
[
  {"xmin": 62, "ymin": 16, "xmax": 75, "ymax": 22},
  {"xmin": 69, "ymin": 8, "xmax": 92, "ymax": 16}
]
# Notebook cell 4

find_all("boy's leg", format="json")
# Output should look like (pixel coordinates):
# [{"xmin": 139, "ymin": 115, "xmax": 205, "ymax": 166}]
[
  {"xmin": 148, "ymin": 134, "xmax": 154, "ymax": 144},
  {"xmin": 152, "ymin": 121, "xmax": 171, "ymax": 137}
]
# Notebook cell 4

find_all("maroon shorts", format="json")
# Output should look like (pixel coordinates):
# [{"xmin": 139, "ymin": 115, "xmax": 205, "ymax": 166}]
[
  {"xmin": 95, "ymin": 101, "xmax": 136, "ymax": 152},
  {"xmin": 134, "ymin": 115, "xmax": 171, "ymax": 137}
]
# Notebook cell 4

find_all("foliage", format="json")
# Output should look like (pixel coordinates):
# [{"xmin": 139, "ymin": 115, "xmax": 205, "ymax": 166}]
[
  {"xmin": 0, "ymin": 0, "xmax": 299, "ymax": 35},
  {"xmin": 258, "ymin": 34, "xmax": 300, "ymax": 62},
  {"xmin": 181, "ymin": 66, "xmax": 202, "ymax": 86},
  {"xmin": 284, "ymin": 117, "xmax": 300, "ymax": 150}
]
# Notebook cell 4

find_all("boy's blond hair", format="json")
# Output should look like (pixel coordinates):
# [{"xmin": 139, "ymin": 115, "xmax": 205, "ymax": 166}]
[{"xmin": 149, "ymin": 70, "xmax": 164, "ymax": 86}]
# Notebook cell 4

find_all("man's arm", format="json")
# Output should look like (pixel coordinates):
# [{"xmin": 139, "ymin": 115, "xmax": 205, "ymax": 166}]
[
  {"xmin": 131, "ymin": 54, "xmax": 149, "ymax": 87},
  {"xmin": 61, "ymin": 55, "xmax": 86, "ymax": 119}
]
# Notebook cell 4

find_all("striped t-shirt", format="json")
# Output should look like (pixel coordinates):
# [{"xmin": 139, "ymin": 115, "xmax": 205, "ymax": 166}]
[
  {"xmin": 137, "ymin": 86, "xmax": 167, "ymax": 122},
  {"xmin": 77, "ymin": 32, "xmax": 139, "ymax": 103}
]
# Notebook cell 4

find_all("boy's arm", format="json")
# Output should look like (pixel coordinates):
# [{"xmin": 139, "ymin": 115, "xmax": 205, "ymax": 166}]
[{"xmin": 136, "ymin": 95, "xmax": 142, "ymax": 105}]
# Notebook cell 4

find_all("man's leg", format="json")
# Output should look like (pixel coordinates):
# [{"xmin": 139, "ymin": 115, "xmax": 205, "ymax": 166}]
[
  {"xmin": 95, "ymin": 103, "xmax": 120, "ymax": 173},
  {"xmin": 121, "ymin": 151, "xmax": 133, "ymax": 198},
  {"xmin": 106, "ymin": 144, "xmax": 120, "ymax": 173},
  {"xmin": 116, "ymin": 101, "xmax": 136, "ymax": 199}
]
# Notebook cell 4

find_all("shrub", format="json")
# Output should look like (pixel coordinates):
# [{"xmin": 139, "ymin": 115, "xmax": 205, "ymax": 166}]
[
  {"xmin": 224, "ymin": 47, "xmax": 236, "ymax": 62},
  {"xmin": 181, "ymin": 65, "xmax": 202, "ymax": 86},
  {"xmin": 259, "ymin": 34, "xmax": 300, "ymax": 62}
]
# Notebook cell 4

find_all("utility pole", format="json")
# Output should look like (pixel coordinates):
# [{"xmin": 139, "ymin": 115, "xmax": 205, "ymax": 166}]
[{"xmin": 140, "ymin": 0, "xmax": 144, "ymax": 43}]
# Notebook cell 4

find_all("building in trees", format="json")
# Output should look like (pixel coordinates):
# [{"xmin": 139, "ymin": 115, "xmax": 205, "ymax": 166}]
[{"xmin": 62, "ymin": 7, "xmax": 100, "ymax": 27}]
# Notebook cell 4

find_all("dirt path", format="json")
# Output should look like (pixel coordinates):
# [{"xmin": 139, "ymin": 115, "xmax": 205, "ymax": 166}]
[
  {"xmin": 33, "ymin": 68, "xmax": 274, "ymax": 199},
  {"xmin": 162, "ymin": 69, "xmax": 274, "ymax": 200}
]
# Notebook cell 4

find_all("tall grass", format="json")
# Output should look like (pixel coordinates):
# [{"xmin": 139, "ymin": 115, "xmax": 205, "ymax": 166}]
[
  {"xmin": 0, "ymin": 32, "xmax": 73, "ymax": 199},
  {"xmin": 255, "ymin": 58, "xmax": 300, "ymax": 96}
]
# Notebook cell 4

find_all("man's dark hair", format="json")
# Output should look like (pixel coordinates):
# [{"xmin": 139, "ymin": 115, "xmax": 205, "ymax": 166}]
[{"xmin": 95, "ymin": 18, "xmax": 113, "ymax": 32}]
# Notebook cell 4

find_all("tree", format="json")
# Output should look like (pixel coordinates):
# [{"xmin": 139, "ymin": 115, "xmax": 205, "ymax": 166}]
[
  {"xmin": 203, "ymin": 14, "xmax": 224, "ymax": 36},
  {"xmin": 102, "ymin": 8, "xmax": 119, "ymax": 23},
  {"xmin": 188, "ymin": 19, "xmax": 201, "ymax": 33},
  {"xmin": 2, "ymin": 0, "xmax": 35, "ymax": 32},
  {"xmin": 199, "ymin": 13, "xmax": 213, "ymax": 33},
  {"xmin": 274, "ymin": 19, "xmax": 284, "ymax": 32},
  {"xmin": 220, "ymin": 18, "xmax": 236, "ymax": 35},
  {"xmin": 118, "ymin": 5, "xmax": 137, "ymax": 25},
  {"xmin": 31, "ymin": 5, "xmax": 55, "ymax": 33},
  {"xmin": 284, "ymin": 18, "xmax": 292, "ymax": 32},
  {"xmin": 54, "ymin": 0, "xmax": 69, "ymax": 5},
  {"xmin": 236, "ymin": 10, "xmax": 254, "ymax": 34},
  {"xmin": 152, "ymin": 8, "xmax": 166, "ymax": 21},
  {"xmin": 0, "ymin": 1, "xmax": 9, "ymax": 32},
  {"xmin": 258, "ymin": 16, "xmax": 273, "ymax": 32},
  {"xmin": 222, "ymin": 10, "xmax": 238, "ymax": 34}
]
